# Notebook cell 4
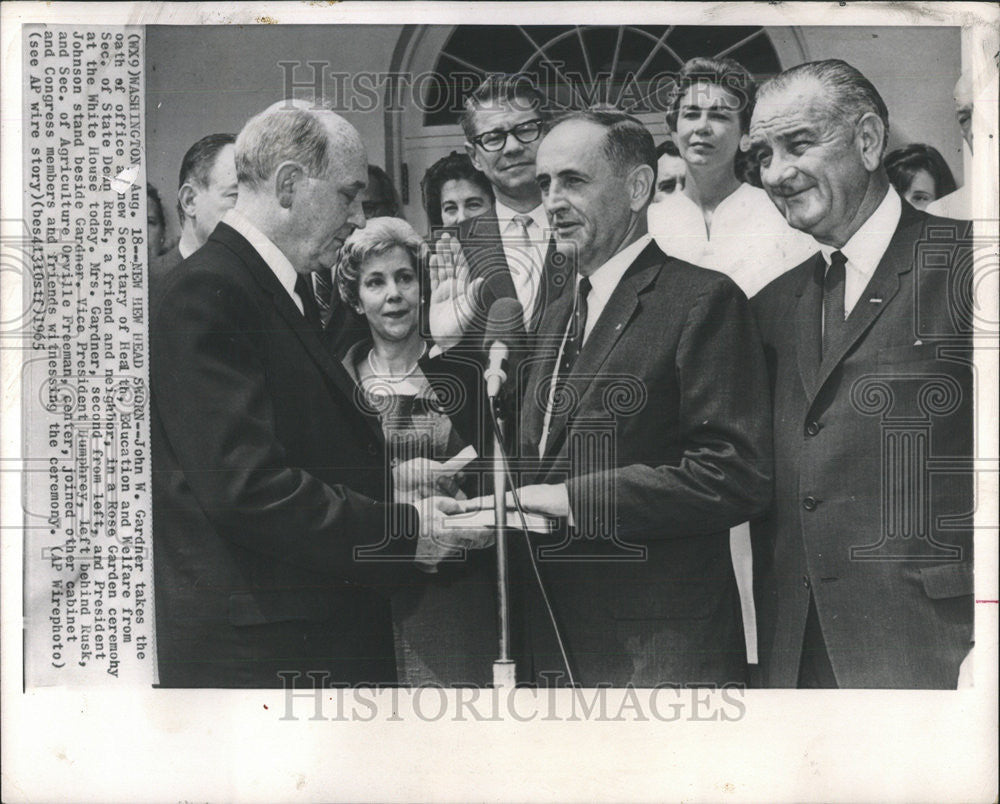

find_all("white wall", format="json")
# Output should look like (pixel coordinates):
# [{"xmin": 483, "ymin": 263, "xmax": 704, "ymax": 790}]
[
  {"xmin": 145, "ymin": 24, "xmax": 404, "ymax": 238},
  {"xmin": 798, "ymin": 26, "xmax": 963, "ymax": 180}
]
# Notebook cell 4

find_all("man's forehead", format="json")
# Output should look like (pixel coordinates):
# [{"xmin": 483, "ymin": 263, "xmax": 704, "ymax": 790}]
[
  {"xmin": 537, "ymin": 119, "xmax": 605, "ymax": 170},
  {"xmin": 751, "ymin": 81, "xmax": 828, "ymax": 137},
  {"xmin": 470, "ymin": 104, "xmax": 539, "ymax": 133},
  {"xmin": 208, "ymin": 144, "xmax": 236, "ymax": 182}
]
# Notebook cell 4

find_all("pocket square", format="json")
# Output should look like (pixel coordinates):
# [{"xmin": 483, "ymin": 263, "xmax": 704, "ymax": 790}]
[{"xmin": 914, "ymin": 339, "xmax": 923, "ymax": 346}]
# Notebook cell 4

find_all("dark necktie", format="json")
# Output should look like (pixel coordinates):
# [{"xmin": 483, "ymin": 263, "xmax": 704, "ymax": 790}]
[
  {"xmin": 295, "ymin": 274, "xmax": 322, "ymax": 330},
  {"xmin": 313, "ymin": 267, "xmax": 335, "ymax": 328},
  {"xmin": 822, "ymin": 250, "xmax": 847, "ymax": 359},
  {"xmin": 558, "ymin": 276, "xmax": 592, "ymax": 379}
]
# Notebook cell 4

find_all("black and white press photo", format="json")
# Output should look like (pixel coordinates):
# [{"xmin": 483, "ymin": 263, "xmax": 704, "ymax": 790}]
[{"xmin": 2, "ymin": 3, "xmax": 997, "ymax": 802}]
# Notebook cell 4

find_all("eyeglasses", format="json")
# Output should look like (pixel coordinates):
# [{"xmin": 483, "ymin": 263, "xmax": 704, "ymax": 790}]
[{"xmin": 470, "ymin": 119, "xmax": 544, "ymax": 152}]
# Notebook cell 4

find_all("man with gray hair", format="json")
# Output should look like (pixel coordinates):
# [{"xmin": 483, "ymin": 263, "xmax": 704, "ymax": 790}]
[
  {"xmin": 149, "ymin": 100, "xmax": 491, "ymax": 688},
  {"xmin": 464, "ymin": 109, "xmax": 773, "ymax": 686},
  {"xmin": 748, "ymin": 60, "xmax": 973, "ymax": 688}
]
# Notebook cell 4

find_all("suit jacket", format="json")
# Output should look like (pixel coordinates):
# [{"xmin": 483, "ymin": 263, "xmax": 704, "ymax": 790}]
[
  {"xmin": 149, "ymin": 223, "xmax": 419, "ymax": 688},
  {"xmin": 149, "ymin": 243, "xmax": 182, "ymax": 280},
  {"xmin": 441, "ymin": 212, "xmax": 570, "ymax": 449},
  {"xmin": 515, "ymin": 241, "xmax": 773, "ymax": 686},
  {"xmin": 750, "ymin": 204, "xmax": 974, "ymax": 689}
]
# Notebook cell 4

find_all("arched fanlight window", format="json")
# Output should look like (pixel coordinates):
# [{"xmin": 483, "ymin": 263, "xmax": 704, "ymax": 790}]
[{"xmin": 426, "ymin": 25, "xmax": 783, "ymax": 126}]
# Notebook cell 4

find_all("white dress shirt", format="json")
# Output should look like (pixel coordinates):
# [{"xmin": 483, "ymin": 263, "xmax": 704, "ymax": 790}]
[
  {"xmin": 494, "ymin": 198, "xmax": 549, "ymax": 326},
  {"xmin": 222, "ymin": 208, "xmax": 303, "ymax": 315},
  {"xmin": 648, "ymin": 183, "xmax": 818, "ymax": 297},
  {"xmin": 538, "ymin": 234, "xmax": 652, "ymax": 457},
  {"xmin": 817, "ymin": 187, "xmax": 902, "ymax": 317}
]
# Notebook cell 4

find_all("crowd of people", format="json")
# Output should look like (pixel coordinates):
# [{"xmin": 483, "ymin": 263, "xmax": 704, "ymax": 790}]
[{"xmin": 147, "ymin": 56, "xmax": 975, "ymax": 690}]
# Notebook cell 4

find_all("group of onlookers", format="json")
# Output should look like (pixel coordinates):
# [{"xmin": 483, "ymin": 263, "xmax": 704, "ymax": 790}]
[{"xmin": 147, "ymin": 54, "xmax": 976, "ymax": 692}]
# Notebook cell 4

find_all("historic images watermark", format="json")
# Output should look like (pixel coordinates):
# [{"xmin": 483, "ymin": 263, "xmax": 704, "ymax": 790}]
[{"xmin": 276, "ymin": 672, "xmax": 747, "ymax": 723}]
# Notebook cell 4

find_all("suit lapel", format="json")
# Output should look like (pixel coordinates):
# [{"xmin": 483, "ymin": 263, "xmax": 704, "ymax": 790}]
[
  {"xmin": 521, "ymin": 289, "xmax": 574, "ymax": 459},
  {"xmin": 460, "ymin": 213, "xmax": 568, "ymax": 332},
  {"xmin": 460, "ymin": 214, "xmax": 518, "ymax": 312},
  {"xmin": 795, "ymin": 253, "xmax": 825, "ymax": 398},
  {"xmin": 809, "ymin": 209, "xmax": 919, "ymax": 400},
  {"xmin": 543, "ymin": 241, "xmax": 664, "ymax": 458},
  {"xmin": 213, "ymin": 224, "xmax": 384, "ymax": 442},
  {"xmin": 529, "ymin": 238, "xmax": 569, "ymax": 331}
]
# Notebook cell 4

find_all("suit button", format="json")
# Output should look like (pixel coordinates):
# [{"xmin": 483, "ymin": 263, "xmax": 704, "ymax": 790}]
[
  {"xmin": 805, "ymin": 421, "xmax": 821, "ymax": 437},
  {"xmin": 802, "ymin": 575, "xmax": 811, "ymax": 589},
  {"xmin": 367, "ymin": 443, "xmax": 378, "ymax": 456},
  {"xmin": 802, "ymin": 496, "xmax": 819, "ymax": 511}
]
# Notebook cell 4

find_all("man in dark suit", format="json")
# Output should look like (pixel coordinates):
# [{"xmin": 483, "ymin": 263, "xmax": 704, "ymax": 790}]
[
  {"xmin": 747, "ymin": 60, "xmax": 974, "ymax": 688},
  {"xmin": 150, "ymin": 100, "xmax": 490, "ymax": 688},
  {"xmin": 429, "ymin": 74, "xmax": 569, "ymax": 365},
  {"xmin": 150, "ymin": 133, "xmax": 237, "ymax": 278},
  {"xmin": 463, "ymin": 110, "xmax": 773, "ymax": 687}
]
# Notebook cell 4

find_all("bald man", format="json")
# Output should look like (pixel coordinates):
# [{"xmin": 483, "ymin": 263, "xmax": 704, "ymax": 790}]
[{"xmin": 150, "ymin": 101, "xmax": 490, "ymax": 688}]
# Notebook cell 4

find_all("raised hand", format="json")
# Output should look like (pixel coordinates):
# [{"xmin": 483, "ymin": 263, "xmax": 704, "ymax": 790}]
[{"xmin": 427, "ymin": 233, "xmax": 484, "ymax": 350}]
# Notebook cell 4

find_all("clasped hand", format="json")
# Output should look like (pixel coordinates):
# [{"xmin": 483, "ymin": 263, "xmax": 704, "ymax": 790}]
[{"xmin": 459, "ymin": 483, "xmax": 571, "ymax": 519}]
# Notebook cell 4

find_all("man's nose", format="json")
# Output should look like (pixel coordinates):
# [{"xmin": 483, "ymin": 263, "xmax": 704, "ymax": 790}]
[
  {"xmin": 543, "ymin": 183, "xmax": 568, "ymax": 214},
  {"xmin": 501, "ymin": 133, "xmax": 526, "ymax": 157},
  {"xmin": 694, "ymin": 112, "xmax": 712, "ymax": 133},
  {"xmin": 347, "ymin": 195, "xmax": 366, "ymax": 229},
  {"xmin": 761, "ymin": 152, "xmax": 794, "ymax": 189}
]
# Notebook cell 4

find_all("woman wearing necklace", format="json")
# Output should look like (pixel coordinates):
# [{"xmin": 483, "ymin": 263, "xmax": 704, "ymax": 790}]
[{"xmin": 335, "ymin": 217, "xmax": 495, "ymax": 687}]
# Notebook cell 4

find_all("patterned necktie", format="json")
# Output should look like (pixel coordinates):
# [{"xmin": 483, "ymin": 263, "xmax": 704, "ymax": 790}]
[
  {"xmin": 558, "ymin": 276, "xmax": 592, "ymax": 378},
  {"xmin": 509, "ymin": 214, "xmax": 539, "ymax": 325},
  {"xmin": 822, "ymin": 250, "xmax": 847, "ymax": 358},
  {"xmin": 313, "ymin": 267, "xmax": 335, "ymax": 328},
  {"xmin": 294, "ymin": 274, "xmax": 322, "ymax": 330}
]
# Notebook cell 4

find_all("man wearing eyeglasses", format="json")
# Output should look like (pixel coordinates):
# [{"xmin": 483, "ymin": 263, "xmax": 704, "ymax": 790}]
[{"xmin": 429, "ymin": 74, "xmax": 569, "ymax": 361}]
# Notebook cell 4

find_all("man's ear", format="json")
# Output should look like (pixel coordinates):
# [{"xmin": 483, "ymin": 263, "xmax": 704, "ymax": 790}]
[
  {"xmin": 274, "ymin": 162, "xmax": 303, "ymax": 209},
  {"xmin": 856, "ymin": 112, "xmax": 886, "ymax": 172},
  {"xmin": 465, "ymin": 141, "xmax": 484, "ymax": 173},
  {"xmin": 628, "ymin": 163, "xmax": 655, "ymax": 211},
  {"xmin": 177, "ymin": 183, "xmax": 198, "ymax": 221}
]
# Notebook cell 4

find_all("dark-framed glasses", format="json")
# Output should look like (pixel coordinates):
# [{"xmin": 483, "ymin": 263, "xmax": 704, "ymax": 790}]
[{"xmin": 471, "ymin": 119, "xmax": 544, "ymax": 152}]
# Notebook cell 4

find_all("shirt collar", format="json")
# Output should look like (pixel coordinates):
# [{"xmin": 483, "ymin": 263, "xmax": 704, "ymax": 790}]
[
  {"xmin": 817, "ymin": 187, "xmax": 902, "ymax": 276},
  {"xmin": 222, "ymin": 208, "xmax": 300, "ymax": 305},
  {"xmin": 584, "ymin": 234, "xmax": 653, "ymax": 303},
  {"xmin": 494, "ymin": 198, "xmax": 547, "ymax": 235}
]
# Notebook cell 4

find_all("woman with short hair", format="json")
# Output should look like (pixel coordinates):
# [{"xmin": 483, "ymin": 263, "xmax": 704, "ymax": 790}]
[
  {"xmin": 648, "ymin": 56, "xmax": 816, "ymax": 297},
  {"xmin": 335, "ymin": 216, "xmax": 496, "ymax": 687},
  {"xmin": 421, "ymin": 151, "xmax": 495, "ymax": 229},
  {"xmin": 884, "ymin": 143, "xmax": 958, "ymax": 210}
]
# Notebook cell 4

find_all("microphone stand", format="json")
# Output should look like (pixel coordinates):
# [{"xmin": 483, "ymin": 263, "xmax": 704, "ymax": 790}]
[{"xmin": 491, "ymin": 396, "xmax": 516, "ymax": 688}]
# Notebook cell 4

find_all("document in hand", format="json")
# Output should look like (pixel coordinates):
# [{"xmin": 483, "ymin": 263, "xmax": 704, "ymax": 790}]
[{"xmin": 442, "ymin": 508, "xmax": 558, "ymax": 534}]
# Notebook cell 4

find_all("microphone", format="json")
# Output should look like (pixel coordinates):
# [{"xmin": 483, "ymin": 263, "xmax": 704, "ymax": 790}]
[{"xmin": 482, "ymin": 298, "xmax": 524, "ymax": 399}]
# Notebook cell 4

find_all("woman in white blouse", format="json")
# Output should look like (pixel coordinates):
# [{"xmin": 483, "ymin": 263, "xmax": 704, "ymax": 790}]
[
  {"xmin": 648, "ymin": 56, "xmax": 816, "ymax": 297},
  {"xmin": 648, "ymin": 58, "xmax": 818, "ymax": 667}
]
